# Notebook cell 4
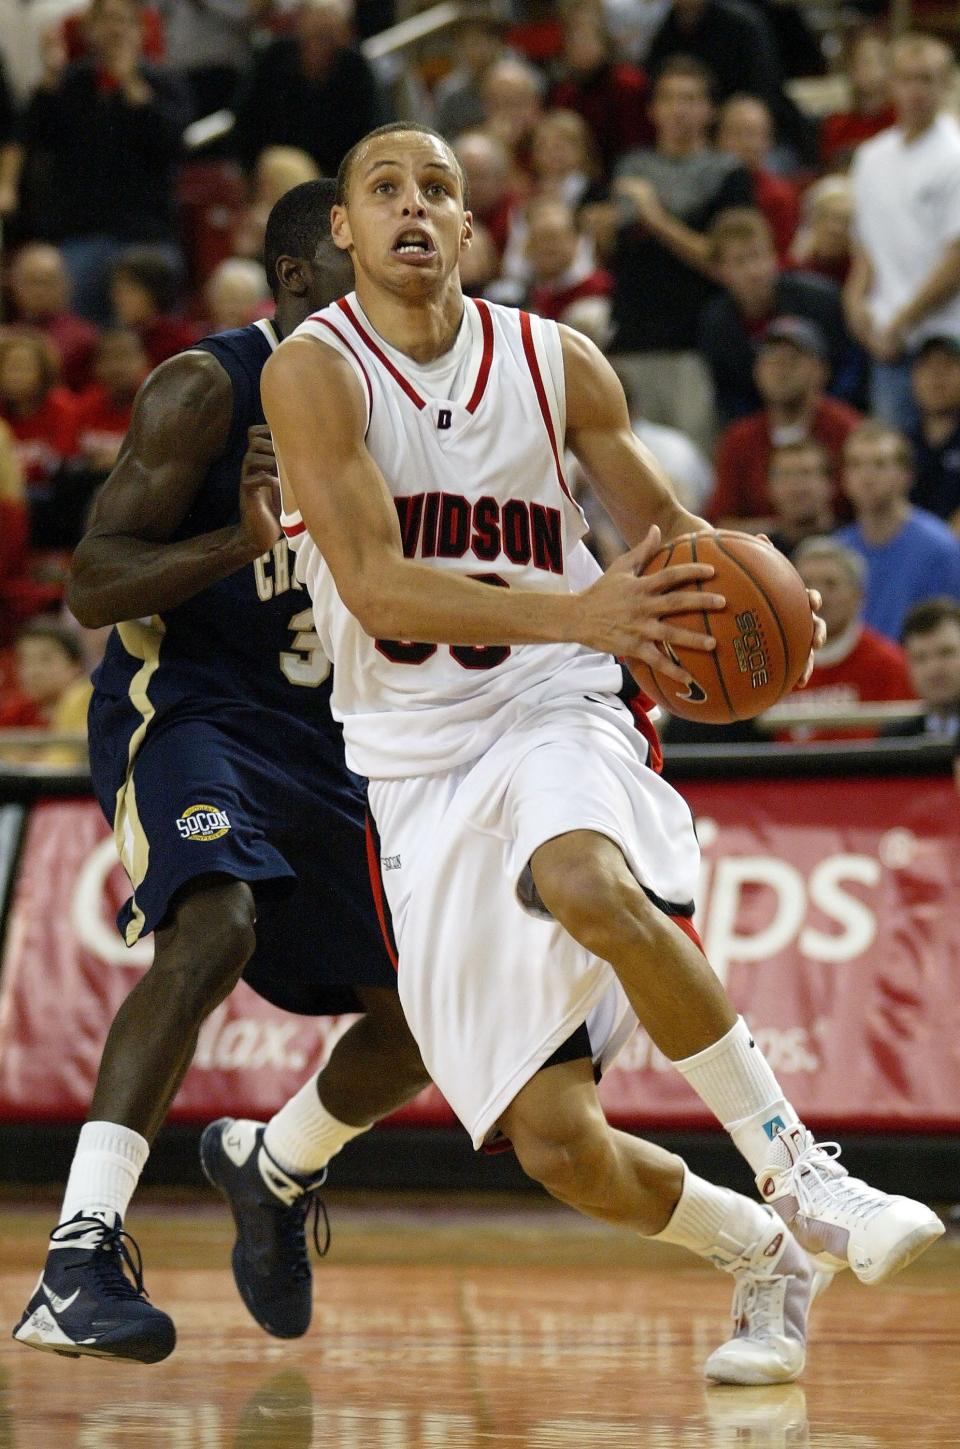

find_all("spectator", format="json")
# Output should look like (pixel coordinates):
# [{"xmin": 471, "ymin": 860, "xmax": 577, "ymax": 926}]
[
  {"xmin": 549, "ymin": 5, "xmax": 653, "ymax": 179},
  {"xmin": 910, "ymin": 336, "xmax": 960, "ymax": 531},
  {"xmin": 846, "ymin": 33, "xmax": 960, "ymax": 433},
  {"xmin": 233, "ymin": 1, "xmax": 386, "ymax": 176},
  {"xmin": 601, "ymin": 0, "xmax": 671, "ymax": 67},
  {"xmin": 0, "ymin": 620, "xmax": 92, "ymax": 766},
  {"xmin": 204, "ymin": 258, "xmax": 271, "ymax": 333},
  {"xmin": 716, "ymin": 94, "xmax": 799, "ymax": 261},
  {"xmin": 777, "ymin": 536, "xmax": 914, "ymax": 742},
  {"xmin": 646, "ymin": 0, "xmax": 781, "ymax": 111},
  {"xmin": 708, "ymin": 316, "xmax": 861, "ymax": 526},
  {"xmin": 14, "ymin": 0, "xmax": 190, "ymax": 323},
  {"xmin": 882, "ymin": 597, "xmax": 960, "ymax": 739},
  {"xmin": 0, "ymin": 421, "xmax": 28, "ymax": 643},
  {"xmin": 233, "ymin": 146, "xmax": 321, "ymax": 262},
  {"xmin": 453, "ymin": 130, "xmax": 521, "ymax": 257},
  {"xmin": 0, "ymin": 330, "xmax": 79, "ymax": 545},
  {"xmin": 765, "ymin": 441, "xmax": 837, "ymax": 560},
  {"xmin": 786, "ymin": 176, "xmax": 854, "ymax": 290},
  {"xmin": 819, "ymin": 29, "xmax": 895, "ymax": 172},
  {"xmin": 837, "ymin": 420, "xmax": 960, "ymax": 642},
  {"xmin": 479, "ymin": 56, "xmax": 545, "ymax": 180},
  {"xmin": 8, "ymin": 244, "xmax": 99, "ymax": 393},
  {"xmin": 524, "ymin": 198, "xmax": 612, "ymax": 324},
  {"xmin": 500, "ymin": 110, "xmax": 604, "ymax": 286},
  {"xmin": 76, "ymin": 329, "xmax": 149, "ymax": 476},
  {"xmin": 588, "ymin": 56, "xmax": 752, "ymax": 453},
  {"xmin": 434, "ymin": 11, "xmax": 508, "ymax": 140},
  {"xmin": 158, "ymin": 0, "xmax": 254, "ymax": 121},
  {"xmin": 111, "ymin": 249, "xmax": 198, "ymax": 367},
  {"xmin": 459, "ymin": 220, "xmax": 500, "ymax": 298},
  {"xmin": 700, "ymin": 208, "xmax": 855, "ymax": 425}
]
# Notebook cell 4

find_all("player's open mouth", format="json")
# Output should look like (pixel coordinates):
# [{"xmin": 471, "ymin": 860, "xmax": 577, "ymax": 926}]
[{"xmin": 392, "ymin": 229, "xmax": 437, "ymax": 261}]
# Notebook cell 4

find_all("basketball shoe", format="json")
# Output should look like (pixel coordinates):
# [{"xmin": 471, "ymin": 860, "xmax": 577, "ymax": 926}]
[
  {"xmin": 200, "ymin": 1117, "xmax": 330, "ymax": 1339},
  {"xmin": 11, "ymin": 1214, "xmax": 175, "ymax": 1362},
  {"xmin": 705, "ymin": 1209, "xmax": 820, "ymax": 1385},
  {"xmin": 758, "ymin": 1126, "xmax": 944, "ymax": 1284}
]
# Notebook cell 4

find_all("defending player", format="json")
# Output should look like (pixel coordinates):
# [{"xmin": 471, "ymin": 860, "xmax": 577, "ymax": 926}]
[
  {"xmin": 263, "ymin": 124, "xmax": 943, "ymax": 1384},
  {"xmin": 13, "ymin": 182, "xmax": 430, "ymax": 1365}
]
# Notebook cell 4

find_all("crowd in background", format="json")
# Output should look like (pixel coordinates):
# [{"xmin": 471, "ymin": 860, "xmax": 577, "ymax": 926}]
[{"xmin": 2, "ymin": 0, "xmax": 960, "ymax": 762}]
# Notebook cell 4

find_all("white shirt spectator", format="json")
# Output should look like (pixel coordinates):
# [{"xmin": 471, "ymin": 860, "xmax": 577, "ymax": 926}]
[{"xmin": 851, "ymin": 112, "xmax": 960, "ymax": 346}]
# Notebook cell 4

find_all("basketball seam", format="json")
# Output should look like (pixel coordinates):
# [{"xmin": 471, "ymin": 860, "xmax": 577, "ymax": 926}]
[
  {"xmin": 715, "ymin": 536, "xmax": 793, "ymax": 699},
  {"xmin": 692, "ymin": 533, "xmax": 736, "ymax": 720}
]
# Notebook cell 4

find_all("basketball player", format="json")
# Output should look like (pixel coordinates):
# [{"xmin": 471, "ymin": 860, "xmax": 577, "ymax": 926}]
[
  {"xmin": 262, "ymin": 124, "xmax": 943, "ymax": 1384},
  {"xmin": 13, "ymin": 182, "xmax": 432, "ymax": 1365}
]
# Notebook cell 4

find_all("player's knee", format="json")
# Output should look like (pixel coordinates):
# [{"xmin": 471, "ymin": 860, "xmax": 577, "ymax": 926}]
[
  {"xmin": 511, "ymin": 1118, "xmax": 611, "ymax": 1205},
  {"xmin": 539, "ymin": 859, "xmax": 651, "ymax": 963},
  {"xmin": 154, "ymin": 880, "xmax": 257, "ymax": 1011}
]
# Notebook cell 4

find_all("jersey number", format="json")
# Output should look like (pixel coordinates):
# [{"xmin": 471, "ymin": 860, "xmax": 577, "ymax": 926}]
[
  {"xmin": 280, "ymin": 607, "xmax": 331, "ymax": 687},
  {"xmin": 375, "ymin": 574, "xmax": 511, "ymax": 672}
]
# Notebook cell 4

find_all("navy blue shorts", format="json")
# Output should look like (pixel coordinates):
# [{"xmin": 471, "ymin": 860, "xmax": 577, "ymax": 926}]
[{"xmin": 88, "ymin": 697, "xmax": 396, "ymax": 1015}]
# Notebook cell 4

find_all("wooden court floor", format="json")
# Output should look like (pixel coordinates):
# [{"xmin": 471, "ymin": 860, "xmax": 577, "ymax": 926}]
[{"xmin": 0, "ymin": 1192, "xmax": 958, "ymax": 1448}]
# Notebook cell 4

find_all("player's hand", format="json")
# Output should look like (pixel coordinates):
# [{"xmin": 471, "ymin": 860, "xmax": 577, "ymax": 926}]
[
  {"xmin": 797, "ymin": 587, "xmax": 826, "ymax": 688},
  {"xmin": 577, "ymin": 525, "xmax": 725, "ymax": 683},
  {"xmin": 239, "ymin": 424, "xmax": 282, "ymax": 555}
]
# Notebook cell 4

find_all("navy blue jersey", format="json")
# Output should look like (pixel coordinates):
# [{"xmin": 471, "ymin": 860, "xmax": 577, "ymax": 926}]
[{"xmin": 92, "ymin": 321, "xmax": 337, "ymax": 739}]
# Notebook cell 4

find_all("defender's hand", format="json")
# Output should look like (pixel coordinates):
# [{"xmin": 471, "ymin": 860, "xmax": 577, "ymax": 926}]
[
  {"xmin": 239, "ymin": 424, "xmax": 282, "ymax": 555},
  {"xmin": 577, "ymin": 526, "xmax": 724, "ymax": 683}
]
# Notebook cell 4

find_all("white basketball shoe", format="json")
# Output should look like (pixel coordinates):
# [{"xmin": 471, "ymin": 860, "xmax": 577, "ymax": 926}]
[
  {"xmin": 705, "ymin": 1210, "xmax": 823, "ymax": 1385},
  {"xmin": 757, "ymin": 1126, "xmax": 944, "ymax": 1284}
]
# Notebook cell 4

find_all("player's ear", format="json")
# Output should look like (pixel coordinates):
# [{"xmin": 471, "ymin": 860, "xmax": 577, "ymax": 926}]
[
  {"xmin": 331, "ymin": 205, "xmax": 353, "ymax": 253},
  {"xmin": 460, "ymin": 210, "xmax": 474, "ymax": 254},
  {"xmin": 276, "ymin": 255, "xmax": 308, "ymax": 297}
]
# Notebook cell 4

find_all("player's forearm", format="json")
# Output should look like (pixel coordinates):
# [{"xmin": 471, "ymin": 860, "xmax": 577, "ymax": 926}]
[
  {"xmin": 350, "ymin": 556, "xmax": 581, "ymax": 648},
  {"xmin": 68, "ymin": 527, "xmax": 260, "ymax": 627}
]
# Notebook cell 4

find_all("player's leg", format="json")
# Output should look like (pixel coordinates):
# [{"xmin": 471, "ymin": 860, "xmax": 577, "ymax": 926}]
[
  {"xmin": 499, "ymin": 1058, "xmax": 817, "ymax": 1385},
  {"xmin": 12, "ymin": 873, "xmax": 256, "ymax": 1364},
  {"xmin": 530, "ymin": 829, "xmax": 943, "ymax": 1283}
]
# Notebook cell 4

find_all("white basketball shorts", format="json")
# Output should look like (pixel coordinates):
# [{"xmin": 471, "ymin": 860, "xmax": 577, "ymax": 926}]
[{"xmin": 366, "ymin": 693, "xmax": 701, "ymax": 1147}]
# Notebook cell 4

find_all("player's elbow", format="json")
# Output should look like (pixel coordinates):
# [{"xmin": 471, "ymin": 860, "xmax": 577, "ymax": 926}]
[
  {"xmin": 66, "ymin": 555, "xmax": 111, "ymax": 629},
  {"xmin": 337, "ymin": 560, "xmax": 405, "ymax": 639}
]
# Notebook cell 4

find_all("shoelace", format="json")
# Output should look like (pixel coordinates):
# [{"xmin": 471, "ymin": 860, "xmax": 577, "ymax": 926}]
[
  {"xmin": 731, "ymin": 1271, "xmax": 781, "ymax": 1343},
  {"xmin": 789, "ymin": 1140, "xmax": 888, "ymax": 1225},
  {"xmin": 52, "ymin": 1217, "xmax": 151, "ymax": 1301},
  {"xmin": 276, "ymin": 1192, "xmax": 332, "ymax": 1281}
]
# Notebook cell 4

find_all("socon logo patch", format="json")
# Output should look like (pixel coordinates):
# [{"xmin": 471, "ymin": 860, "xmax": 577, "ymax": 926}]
[{"xmin": 176, "ymin": 803, "xmax": 231, "ymax": 842}]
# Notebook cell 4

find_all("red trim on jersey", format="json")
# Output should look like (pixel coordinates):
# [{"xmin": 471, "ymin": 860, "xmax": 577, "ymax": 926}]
[
  {"xmin": 313, "ymin": 316, "xmax": 375, "ymax": 422},
  {"xmin": 282, "ymin": 519, "xmax": 306, "ymax": 538},
  {"xmin": 337, "ymin": 298, "xmax": 426, "ymax": 411},
  {"xmin": 519, "ymin": 310, "xmax": 574, "ymax": 501},
  {"xmin": 465, "ymin": 298, "xmax": 494, "ymax": 414},
  {"xmin": 364, "ymin": 812, "xmax": 399, "ymax": 971},
  {"xmin": 671, "ymin": 913, "xmax": 704, "ymax": 956}
]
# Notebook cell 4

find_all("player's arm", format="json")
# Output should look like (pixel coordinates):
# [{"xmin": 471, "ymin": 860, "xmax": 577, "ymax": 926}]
[
  {"xmin": 68, "ymin": 351, "xmax": 279, "ymax": 628},
  {"xmin": 561, "ymin": 325, "xmax": 710, "ymax": 546},
  {"xmin": 261, "ymin": 336, "xmax": 723, "ymax": 673}
]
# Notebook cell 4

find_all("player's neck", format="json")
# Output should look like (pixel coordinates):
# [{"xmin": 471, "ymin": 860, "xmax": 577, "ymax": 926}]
[{"xmin": 353, "ymin": 278, "xmax": 467, "ymax": 364}]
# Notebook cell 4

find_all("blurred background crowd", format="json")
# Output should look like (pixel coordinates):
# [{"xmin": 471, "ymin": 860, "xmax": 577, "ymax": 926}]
[{"xmin": 2, "ymin": 0, "xmax": 960, "ymax": 763}]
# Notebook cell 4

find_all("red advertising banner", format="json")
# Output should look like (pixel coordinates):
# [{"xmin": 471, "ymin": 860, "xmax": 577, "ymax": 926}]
[{"xmin": 0, "ymin": 782, "xmax": 958, "ymax": 1130}]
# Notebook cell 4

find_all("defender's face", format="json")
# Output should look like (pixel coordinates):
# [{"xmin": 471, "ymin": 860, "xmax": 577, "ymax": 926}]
[{"xmin": 333, "ymin": 134, "xmax": 472, "ymax": 297}]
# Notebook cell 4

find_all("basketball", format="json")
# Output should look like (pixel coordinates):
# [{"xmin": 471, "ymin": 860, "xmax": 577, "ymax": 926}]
[{"xmin": 633, "ymin": 531, "xmax": 815, "ymax": 725}]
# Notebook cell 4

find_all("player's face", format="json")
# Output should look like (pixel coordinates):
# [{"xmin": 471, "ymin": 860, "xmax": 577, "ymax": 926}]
[
  {"xmin": 905, "ymin": 619, "xmax": 960, "ymax": 708},
  {"xmin": 332, "ymin": 134, "xmax": 473, "ymax": 298}
]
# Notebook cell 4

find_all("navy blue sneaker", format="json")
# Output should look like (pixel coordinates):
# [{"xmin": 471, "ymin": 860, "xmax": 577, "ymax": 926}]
[
  {"xmin": 12, "ymin": 1214, "xmax": 175, "ymax": 1363},
  {"xmin": 200, "ymin": 1117, "xmax": 330, "ymax": 1339}
]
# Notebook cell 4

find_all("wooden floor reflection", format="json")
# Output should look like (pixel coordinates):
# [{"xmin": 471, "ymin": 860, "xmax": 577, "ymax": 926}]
[{"xmin": 1, "ymin": 1194, "xmax": 958, "ymax": 1447}]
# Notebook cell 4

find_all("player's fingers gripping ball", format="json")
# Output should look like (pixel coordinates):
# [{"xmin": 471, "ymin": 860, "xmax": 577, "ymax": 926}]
[{"xmin": 631, "ymin": 531, "xmax": 816, "ymax": 724}]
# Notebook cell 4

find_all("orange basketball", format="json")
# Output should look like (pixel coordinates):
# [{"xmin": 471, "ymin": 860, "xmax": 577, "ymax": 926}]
[{"xmin": 633, "ymin": 531, "xmax": 815, "ymax": 725}]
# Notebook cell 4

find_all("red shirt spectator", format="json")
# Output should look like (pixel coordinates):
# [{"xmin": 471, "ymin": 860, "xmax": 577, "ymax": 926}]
[
  {"xmin": 9, "ymin": 244, "xmax": 99, "ymax": 392},
  {"xmin": 752, "ymin": 169, "xmax": 800, "ymax": 262},
  {"xmin": 0, "ymin": 332, "xmax": 79, "ymax": 503},
  {"xmin": 549, "ymin": 6, "xmax": 652, "ymax": 179},
  {"xmin": 717, "ymin": 96, "xmax": 800, "ymax": 260},
  {"xmin": 453, "ymin": 131, "xmax": 523, "ymax": 258},
  {"xmin": 523, "ymin": 197, "xmax": 612, "ymax": 324},
  {"xmin": 819, "ymin": 30, "xmax": 895, "ymax": 170},
  {"xmin": 819, "ymin": 107, "xmax": 896, "ymax": 170},
  {"xmin": 76, "ymin": 329, "xmax": 149, "ymax": 473},
  {"xmin": 785, "ymin": 175, "xmax": 853, "ymax": 290},
  {"xmin": 111, "ymin": 248, "xmax": 198, "ymax": 368}
]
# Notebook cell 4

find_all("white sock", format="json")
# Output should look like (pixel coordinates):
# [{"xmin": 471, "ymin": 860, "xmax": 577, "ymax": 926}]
[
  {"xmin": 60, "ymin": 1121, "xmax": 149, "ymax": 1227},
  {"xmin": 263, "ymin": 1077, "xmax": 370, "ymax": 1176},
  {"xmin": 650, "ymin": 1168, "xmax": 773, "ymax": 1267},
  {"xmin": 672, "ymin": 1017, "xmax": 801, "ymax": 1175}
]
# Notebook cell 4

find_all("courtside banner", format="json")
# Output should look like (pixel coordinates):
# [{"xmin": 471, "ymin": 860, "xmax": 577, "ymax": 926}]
[{"xmin": 0, "ymin": 782, "xmax": 958, "ymax": 1129}]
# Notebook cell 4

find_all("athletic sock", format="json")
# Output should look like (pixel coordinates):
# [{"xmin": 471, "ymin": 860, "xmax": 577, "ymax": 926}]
[
  {"xmin": 650, "ymin": 1167, "xmax": 773, "ymax": 1266},
  {"xmin": 672, "ymin": 1017, "xmax": 801, "ymax": 1175},
  {"xmin": 59, "ymin": 1120, "xmax": 150, "ymax": 1228},
  {"xmin": 263, "ymin": 1076, "xmax": 370, "ymax": 1177}
]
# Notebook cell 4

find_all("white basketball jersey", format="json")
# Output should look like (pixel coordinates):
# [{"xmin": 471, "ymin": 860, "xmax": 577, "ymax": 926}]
[{"xmin": 282, "ymin": 293, "xmax": 623, "ymax": 778}]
